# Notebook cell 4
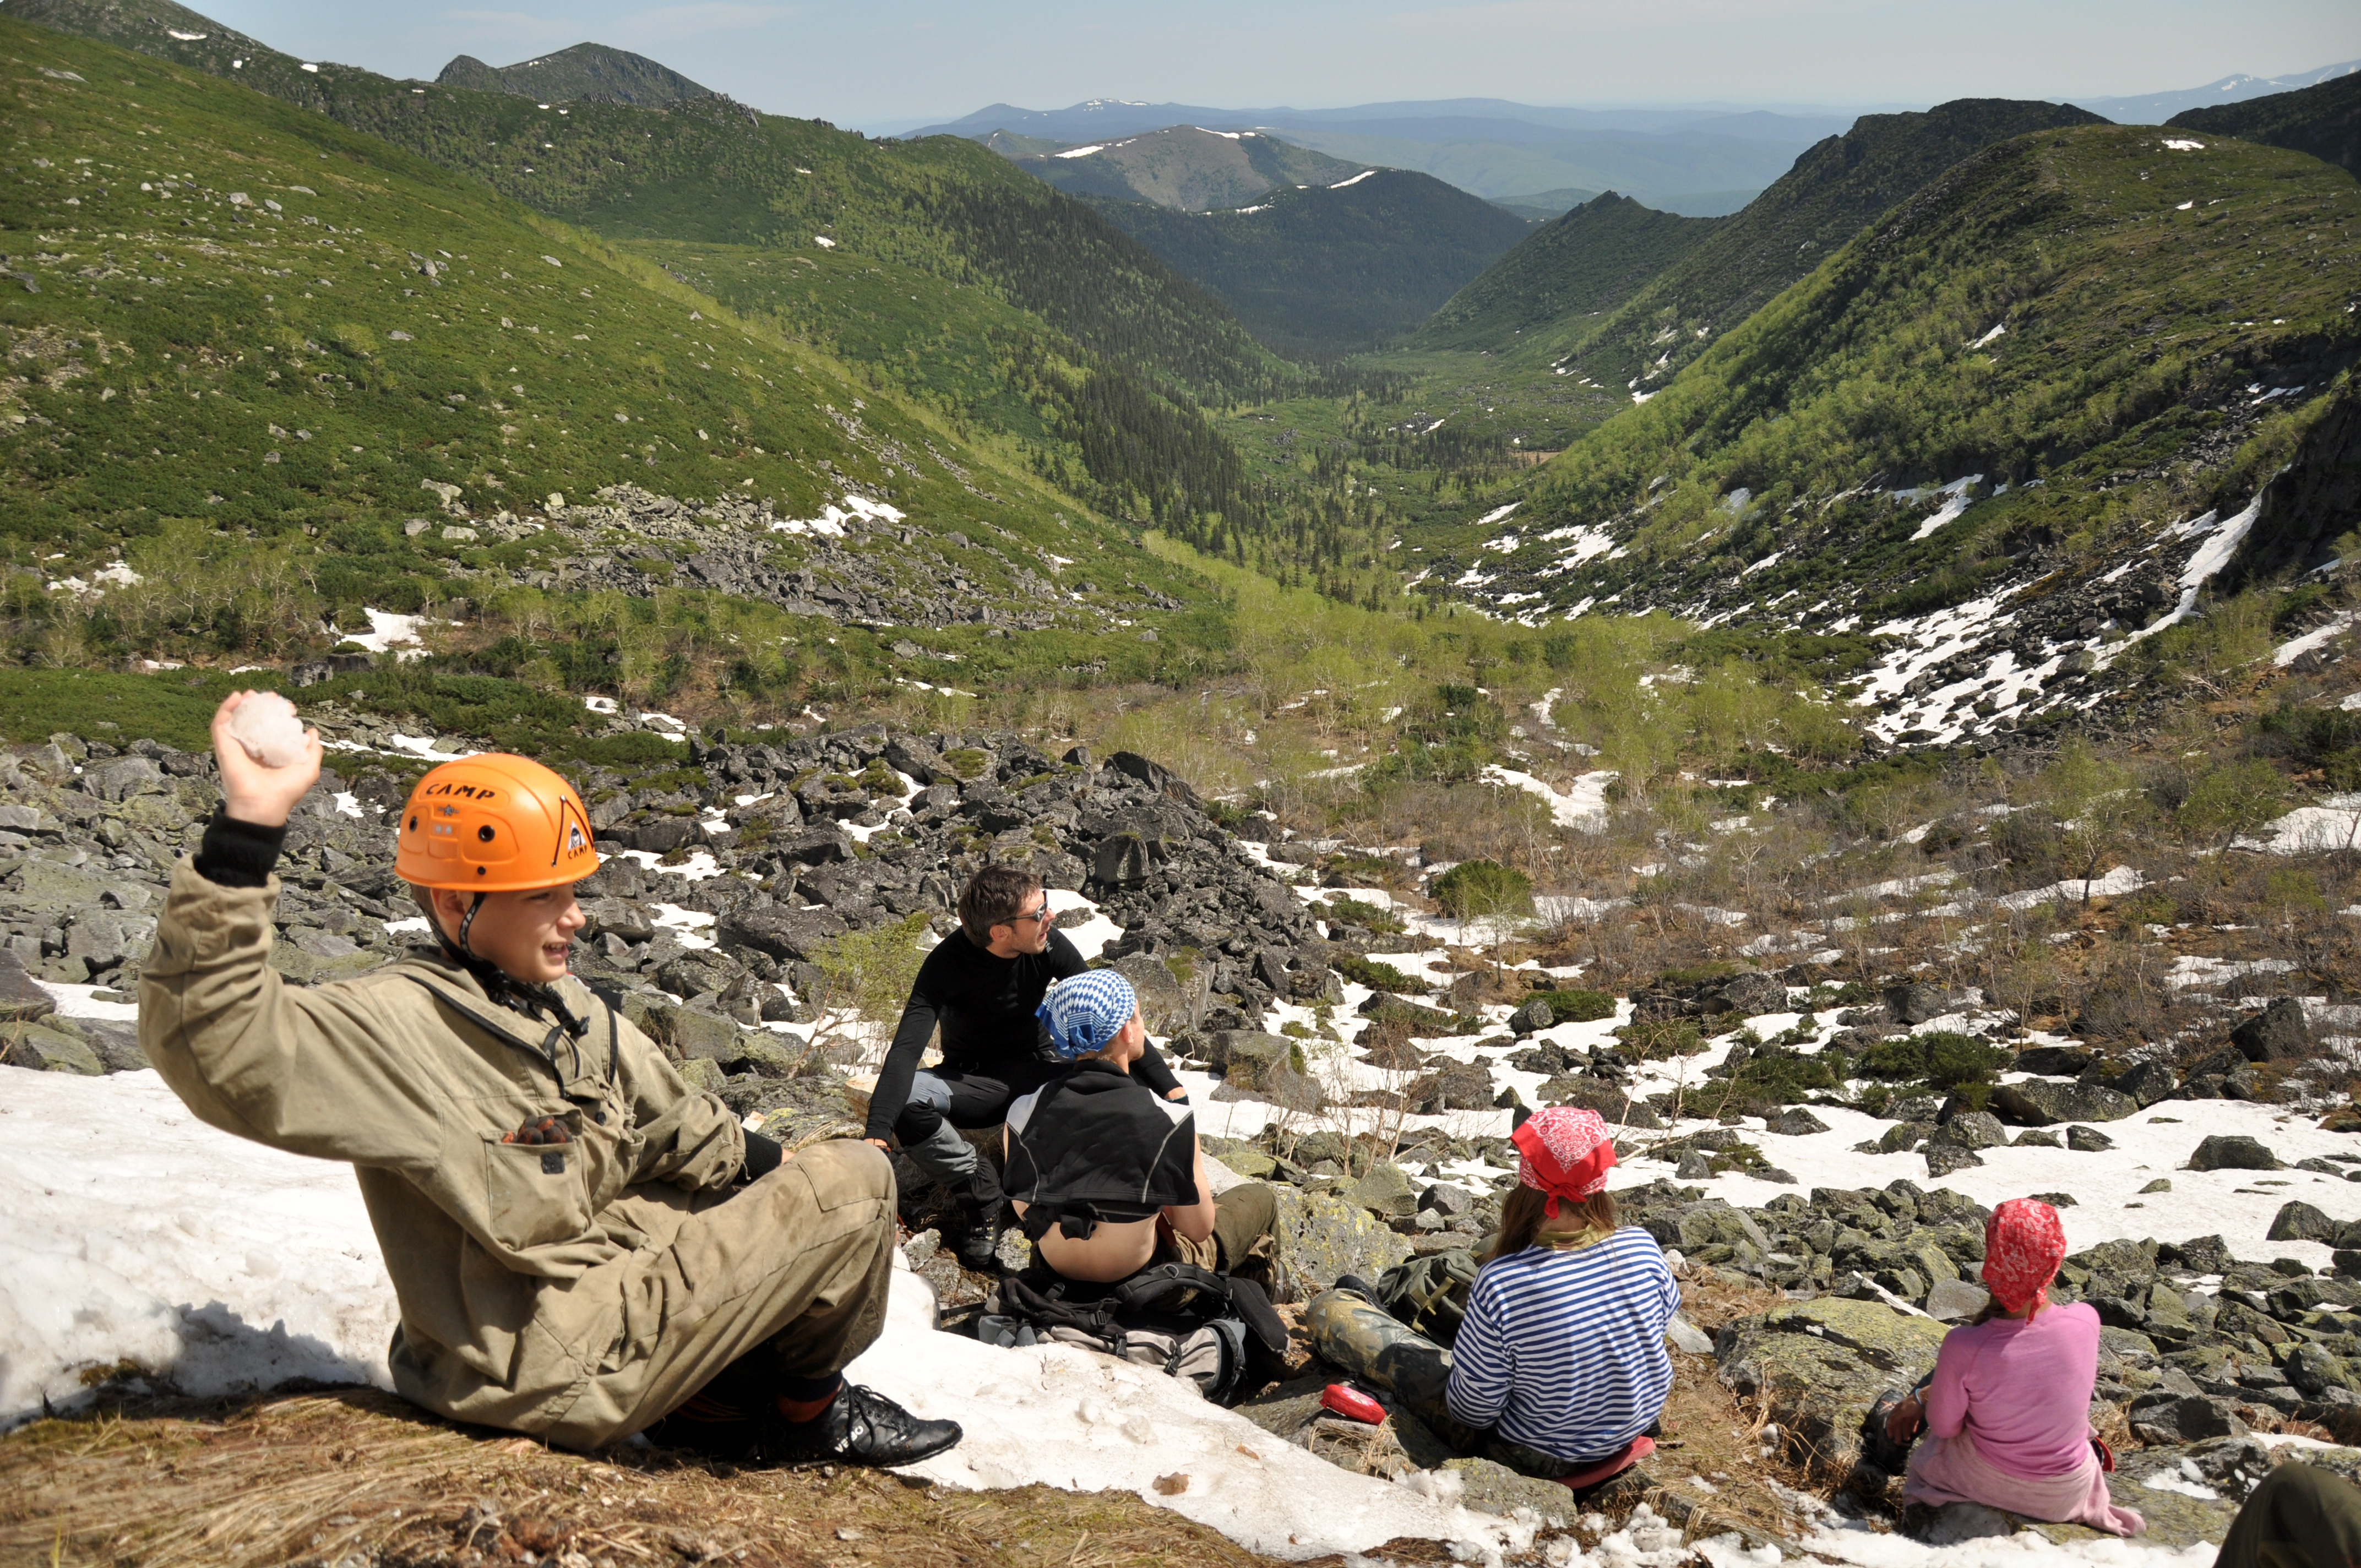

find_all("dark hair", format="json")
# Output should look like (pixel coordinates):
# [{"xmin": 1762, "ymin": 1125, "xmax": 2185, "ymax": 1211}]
[
  {"xmin": 1483, "ymin": 1185, "xmax": 1617, "ymax": 1264},
  {"xmin": 958, "ymin": 864, "xmax": 1043, "ymax": 945}
]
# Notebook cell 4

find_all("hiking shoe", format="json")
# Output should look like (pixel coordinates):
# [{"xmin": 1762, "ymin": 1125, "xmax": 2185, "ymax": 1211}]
[
  {"xmin": 947, "ymin": 1200, "xmax": 1008, "ymax": 1272},
  {"xmin": 1334, "ymin": 1273, "xmax": 1377, "ymax": 1300},
  {"xmin": 761, "ymin": 1382, "xmax": 962, "ymax": 1468}
]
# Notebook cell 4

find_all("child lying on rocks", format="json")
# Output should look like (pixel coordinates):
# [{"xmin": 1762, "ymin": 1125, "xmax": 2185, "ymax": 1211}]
[
  {"xmin": 1881, "ymin": 1197, "xmax": 2144, "ymax": 1536},
  {"xmin": 1308, "ymin": 1107, "xmax": 1679, "ymax": 1482},
  {"xmin": 982, "ymin": 971, "xmax": 1290, "ymax": 1398}
]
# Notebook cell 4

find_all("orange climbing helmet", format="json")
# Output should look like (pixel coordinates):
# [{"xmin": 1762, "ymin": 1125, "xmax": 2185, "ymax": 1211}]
[{"xmin": 393, "ymin": 753, "xmax": 600, "ymax": 891}]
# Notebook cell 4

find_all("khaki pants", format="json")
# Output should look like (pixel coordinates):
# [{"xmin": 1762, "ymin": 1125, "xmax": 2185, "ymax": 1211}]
[
  {"xmin": 428, "ymin": 1140, "xmax": 896, "ymax": 1451},
  {"xmin": 2217, "ymin": 1463, "xmax": 2361, "ymax": 1568}
]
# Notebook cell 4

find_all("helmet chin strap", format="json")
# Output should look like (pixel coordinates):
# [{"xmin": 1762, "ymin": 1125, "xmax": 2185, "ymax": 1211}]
[{"xmin": 428, "ymin": 890, "xmax": 589, "ymax": 1043}]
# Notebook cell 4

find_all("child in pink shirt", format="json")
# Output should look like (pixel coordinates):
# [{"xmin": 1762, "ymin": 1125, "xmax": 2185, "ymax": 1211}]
[{"xmin": 1885, "ymin": 1199, "xmax": 2143, "ymax": 1536}]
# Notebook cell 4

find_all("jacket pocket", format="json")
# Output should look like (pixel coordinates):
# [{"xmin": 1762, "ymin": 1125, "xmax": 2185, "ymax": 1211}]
[{"xmin": 482, "ymin": 1132, "xmax": 594, "ymax": 1253}]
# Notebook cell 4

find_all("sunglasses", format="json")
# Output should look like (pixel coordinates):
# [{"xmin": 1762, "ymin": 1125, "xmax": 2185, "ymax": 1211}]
[{"xmin": 1011, "ymin": 901, "xmax": 1053, "ymax": 924}]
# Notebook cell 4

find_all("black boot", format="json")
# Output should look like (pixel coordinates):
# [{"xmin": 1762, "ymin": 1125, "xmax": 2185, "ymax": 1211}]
[
  {"xmin": 760, "ymin": 1382, "xmax": 963, "ymax": 1468},
  {"xmin": 945, "ymin": 1161, "xmax": 1009, "ymax": 1271},
  {"xmin": 947, "ymin": 1196, "xmax": 1009, "ymax": 1271}
]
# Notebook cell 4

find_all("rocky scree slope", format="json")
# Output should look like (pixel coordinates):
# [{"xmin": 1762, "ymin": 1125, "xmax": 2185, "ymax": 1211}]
[{"xmin": 1434, "ymin": 124, "xmax": 2360, "ymax": 751}]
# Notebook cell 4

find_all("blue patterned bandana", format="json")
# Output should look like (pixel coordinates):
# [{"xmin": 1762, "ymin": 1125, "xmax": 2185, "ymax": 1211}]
[{"xmin": 1037, "ymin": 968, "xmax": 1138, "ymax": 1059}]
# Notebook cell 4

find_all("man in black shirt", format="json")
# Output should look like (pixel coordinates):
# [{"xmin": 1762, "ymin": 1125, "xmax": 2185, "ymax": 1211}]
[{"xmin": 866, "ymin": 865, "xmax": 1188, "ymax": 1268}]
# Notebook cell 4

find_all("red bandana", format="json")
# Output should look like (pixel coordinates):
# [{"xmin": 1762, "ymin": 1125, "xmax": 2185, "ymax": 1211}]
[
  {"xmin": 1981, "ymin": 1197, "xmax": 2069, "ymax": 1314},
  {"xmin": 1514, "ymin": 1107, "xmax": 1617, "ymax": 1217}
]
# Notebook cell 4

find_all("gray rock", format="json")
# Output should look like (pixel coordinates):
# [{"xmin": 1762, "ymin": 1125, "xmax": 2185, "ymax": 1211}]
[
  {"xmin": 1932, "ymin": 1110, "xmax": 2007, "ymax": 1150},
  {"xmin": 1923, "ymin": 1142, "xmax": 1984, "ymax": 1178},
  {"xmin": 1990, "ymin": 1080, "xmax": 2138, "ymax": 1125},
  {"xmin": 1666, "ymin": 1313, "xmax": 1715, "ymax": 1355},
  {"xmin": 1885, "ymin": 983, "xmax": 1950, "ymax": 1025},
  {"xmin": 1714, "ymin": 1297, "xmax": 1950, "ymax": 1482},
  {"xmin": 2268, "ymin": 1201, "xmax": 2339, "ymax": 1242},
  {"xmin": 2009, "ymin": 1129, "xmax": 2061, "ymax": 1147},
  {"xmin": 2232, "ymin": 998, "xmax": 2311, "ymax": 1063},
  {"xmin": 1106, "ymin": 950, "xmax": 1204, "ymax": 1037},
  {"xmin": 2189, "ymin": 1135, "xmax": 2282, "ymax": 1172},
  {"xmin": 82, "ymin": 756, "xmax": 165, "ymax": 803},
  {"xmin": 1924, "ymin": 1277, "xmax": 1992, "ymax": 1322},
  {"xmin": 0, "ymin": 948, "xmax": 56, "ymax": 1022},
  {"xmin": 1346, "ymin": 1161, "xmax": 1418, "ymax": 1220},
  {"xmin": 714, "ymin": 906, "xmax": 848, "ymax": 963},
  {"xmin": 2065, "ymin": 1125, "xmax": 2115, "ymax": 1152},
  {"xmin": 1508, "ymin": 997, "xmax": 1555, "ymax": 1036},
  {"xmin": 1538, "ymin": 1073, "xmax": 1663, "ymax": 1128},
  {"xmin": 2129, "ymin": 1393, "xmax": 2248, "ymax": 1445},
  {"xmin": 7, "ymin": 1024, "xmax": 102, "ymax": 1074},
  {"xmin": 2287, "ymin": 1344, "xmax": 2358, "ymax": 1397},
  {"xmin": 1712, "ymin": 971, "xmax": 1791, "ymax": 1017},
  {"xmin": 1418, "ymin": 1183, "xmax": 1476, "ymax": 1218},
  {"xmin": 1271, "ymin": 1184, "xmax": 1411, "ymax": 1287},
  {"xmin": 1767, "ymin": 1107, "xmax": 1830, "ymax": 1136}
]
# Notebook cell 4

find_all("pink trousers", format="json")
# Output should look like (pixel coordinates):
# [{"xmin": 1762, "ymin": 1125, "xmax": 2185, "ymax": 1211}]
[{"xmin": 1903, "ymin": 1428, "xmax": 2146, "ymax": 1537}]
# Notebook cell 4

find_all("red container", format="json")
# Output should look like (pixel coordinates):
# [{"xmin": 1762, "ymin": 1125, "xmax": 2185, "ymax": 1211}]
[{"xmin": 1320, "ymin": 1383, "xmax": 1386, "ymax": 1424}]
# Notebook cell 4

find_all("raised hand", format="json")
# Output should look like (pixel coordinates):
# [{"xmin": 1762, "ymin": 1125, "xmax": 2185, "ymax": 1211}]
[{"xmin": 210, "ymin": 690, "xmax": 324, "ymax": 828}]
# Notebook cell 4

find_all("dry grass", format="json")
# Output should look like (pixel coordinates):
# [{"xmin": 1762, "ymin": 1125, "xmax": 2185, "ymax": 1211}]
[{"xmin": 0, "ymin": 1391, "xmax": 1287, "ymax": 1568}]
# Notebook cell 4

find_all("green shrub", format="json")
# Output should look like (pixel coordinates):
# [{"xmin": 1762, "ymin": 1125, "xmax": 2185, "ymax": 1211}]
[
  {"xmin": 1857, "ymin": 1031, "xmax": 2011, "ymax": 1088},
  {"xmin": 812, "ymin": 912, "xmax": 933, "ymax": 1022},
  {"xmin": 1619, "ymin": 1019, "xmax": 1705, "ymax": 1059},
  {"xmin": 1336, "ymin": 953, "xmax": 1419, "ymax": 992},
  {"xmin": 1325, "ymin": 895, "xmax": 1406, "ymax": 934},
  {"xmin": 1431, "ymin": 858, "xmax": 1534, "ymax": 921},
  {"xmin": 1541, "ymin": 988, "xmax": 1618, "ymax": 1023}
]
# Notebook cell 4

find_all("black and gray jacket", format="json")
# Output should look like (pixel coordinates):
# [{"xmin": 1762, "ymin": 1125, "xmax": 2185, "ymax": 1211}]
[{"xmin": 1004, "ymin": 1060, "xmax": 1198, "ymax": 1242}]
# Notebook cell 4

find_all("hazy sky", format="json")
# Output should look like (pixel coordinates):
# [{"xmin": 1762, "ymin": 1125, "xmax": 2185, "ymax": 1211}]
[{"xmin": 193, "ymin": 0, "xmax": 2361, "ymax": 130}]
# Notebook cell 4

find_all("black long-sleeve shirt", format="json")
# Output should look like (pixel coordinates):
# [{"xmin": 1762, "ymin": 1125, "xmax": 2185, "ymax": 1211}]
[{"xmin": 863, "ymin": 928, "xmax": 1182, "ymax": 1140}]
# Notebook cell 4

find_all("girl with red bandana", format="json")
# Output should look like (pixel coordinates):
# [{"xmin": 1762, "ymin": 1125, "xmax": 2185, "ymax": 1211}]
[
  {"xmin": 1886, "ymin": 1198, "xmax": 2145, "ymax": 1534},
  {"xmin": 1306, "ymin": 1108, "xmax": 1678, "ymax": 1484}
]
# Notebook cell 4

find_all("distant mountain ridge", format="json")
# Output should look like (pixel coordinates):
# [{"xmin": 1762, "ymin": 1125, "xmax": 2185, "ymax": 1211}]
[
  {"xmin": 2079, "ymin": 59, "xmax": 2361, "ymax": 126},
  {"xmin": 987, "ymin": 124, "xmax": 1364, "ymax": 211},
  {"xmin": 1086, "ymin": 170, "xmax": 1534, "ymax": 359},
  {"xmin": 436, "ymin": 42, "xmax": 714, "ymax": 107},
  {"xmin": 2170, "ymin": 69, "xmax": 2361, "ymax": 178}
]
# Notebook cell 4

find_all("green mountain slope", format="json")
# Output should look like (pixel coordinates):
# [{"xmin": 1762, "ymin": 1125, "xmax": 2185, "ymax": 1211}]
[
  {"xmin": 1412, "ymin": 192, "xmax": 1722, "ymax": 355},
  {"xmin": 1425, "ymin": 124, "xmax": 2359, "ymax": 746},
  {"xmin": 1487, "ymin": 187, "xmax": 1602, "ymax": 221},
  {"xmin": 434, "ymin": 43, "xmax": 715, "ymax": 108},
  {"xmin": 1086, "ymin": 171, "xmax": 1534, "ymax": 360},
  {"xmin": 13, "ymin": 0, "xmax": 1283, "ymax": 404},
  {"xmin": 1567, "ymin": 99, "xmax": 2107, "ymax": 394},
  {"xmin": 2170, "ymin": 70, "xmax": 2361, "ymax": 178},
  {"xmin": 0, "ymin": 16, "xmax": 1207, "ymax": 674},
  {"xmin": 994, "ymin": 125, "xmax": 1362, "ymax": 212}
]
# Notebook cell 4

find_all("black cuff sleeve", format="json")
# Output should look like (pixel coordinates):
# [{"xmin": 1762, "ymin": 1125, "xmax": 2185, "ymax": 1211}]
[
  {"xmin": 1134, "ymin": 1041, "xmax": 1184, "ymax": 1100},
  {"xmin": 739, "ymin": 1131, "xmax": 784, "ymax": 1183},
  {"xmin": 192, "ymin": 812, "xmax": 289, "ymax": 889}
]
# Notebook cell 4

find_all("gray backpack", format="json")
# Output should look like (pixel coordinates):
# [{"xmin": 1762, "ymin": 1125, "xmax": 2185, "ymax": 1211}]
[{"xmin": 1375, "ymin": 1247, "xmax": 1481, "ymax": 1346}]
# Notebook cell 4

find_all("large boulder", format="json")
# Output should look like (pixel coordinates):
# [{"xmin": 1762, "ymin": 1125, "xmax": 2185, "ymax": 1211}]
[
  {"xmin": 714, "ymin": 906, "xmax": 848, "ymax": 963},
  {"xmin": 1345, "ymin": 1161, "xmax": 1418, "ymax": 1220},
  {"xmin": 0, "ymin": 948, "xmax": 56, "ymax": 1022},
  {"xmin": 2267, "ymin": 1201, "xmax": 2339, "ymax": 1242},
  {"xmin": 1711, "ymin": 971, "xmax": 1791, "ymax": 1017},
  {"xmin": 2190, "ymin": 1135, "xmax": 2282, "ymax": 1172},
  {"xmin": 6, "ymin": 1023, "xmax": 103, "ymax": 1074},
  {"xmin": 1715, "ymin": 1298, "xmax": 1950, "ymax": 1481},
  {"xmin": 2232, "ymin": 998, "xmax": 2311, "ymax": 1063},
  {"xmin": 1107, "ymin": 950, "xmax": 1205, "ymax": 1037},
  {"xmin": 1990, "ymin": 1080, "xmax": 2137, "ymax": 1125},
  {"xmin": 1271, "ymin": 1185, "xmax": 1411, "ymax": 1291}
]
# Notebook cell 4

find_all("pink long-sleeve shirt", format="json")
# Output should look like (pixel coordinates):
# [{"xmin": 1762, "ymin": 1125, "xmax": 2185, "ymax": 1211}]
[{"xmin": 1923, "ymin": 1301, "xmax": 2101, "ymax": 1479}]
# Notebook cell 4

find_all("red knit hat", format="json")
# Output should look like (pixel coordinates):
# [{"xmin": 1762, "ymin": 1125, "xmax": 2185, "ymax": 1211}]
[
  {"xmin": 1513, "ymin": 1106, "xmax": 1617, "ymax": 1217},
  {"xmin": 1981, "ymin": 1197, "xmax": 2069, "ymax": 1314}
]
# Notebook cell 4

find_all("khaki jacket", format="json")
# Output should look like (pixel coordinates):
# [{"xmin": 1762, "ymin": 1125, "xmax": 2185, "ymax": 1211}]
[{"xmin": 139, "ymin": 861, "xmax": 748, "ymax": 1434}]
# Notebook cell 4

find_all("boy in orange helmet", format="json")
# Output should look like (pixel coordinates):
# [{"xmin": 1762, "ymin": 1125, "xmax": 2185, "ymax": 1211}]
[{"xmin": 139, "ymin": 692, "xmax": 959, "ymax": 1467}]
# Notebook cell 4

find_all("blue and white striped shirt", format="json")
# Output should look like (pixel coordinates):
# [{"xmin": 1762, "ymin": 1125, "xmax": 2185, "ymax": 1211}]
[{"xmin": 1444, "ymin": 1225, "xmax": 1680, "ymax": 1464}]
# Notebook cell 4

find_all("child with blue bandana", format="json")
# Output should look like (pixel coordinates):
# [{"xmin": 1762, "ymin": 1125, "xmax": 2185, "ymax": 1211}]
[{"xmin": 1003, "ymin": 971, "xmax": 1285, "ymax": 1292}]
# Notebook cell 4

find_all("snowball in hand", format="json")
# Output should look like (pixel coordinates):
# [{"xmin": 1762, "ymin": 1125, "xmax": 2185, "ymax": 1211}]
[{"xmin": 227, "ymin": 692, "xmax": 308, "ymax": 767}]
